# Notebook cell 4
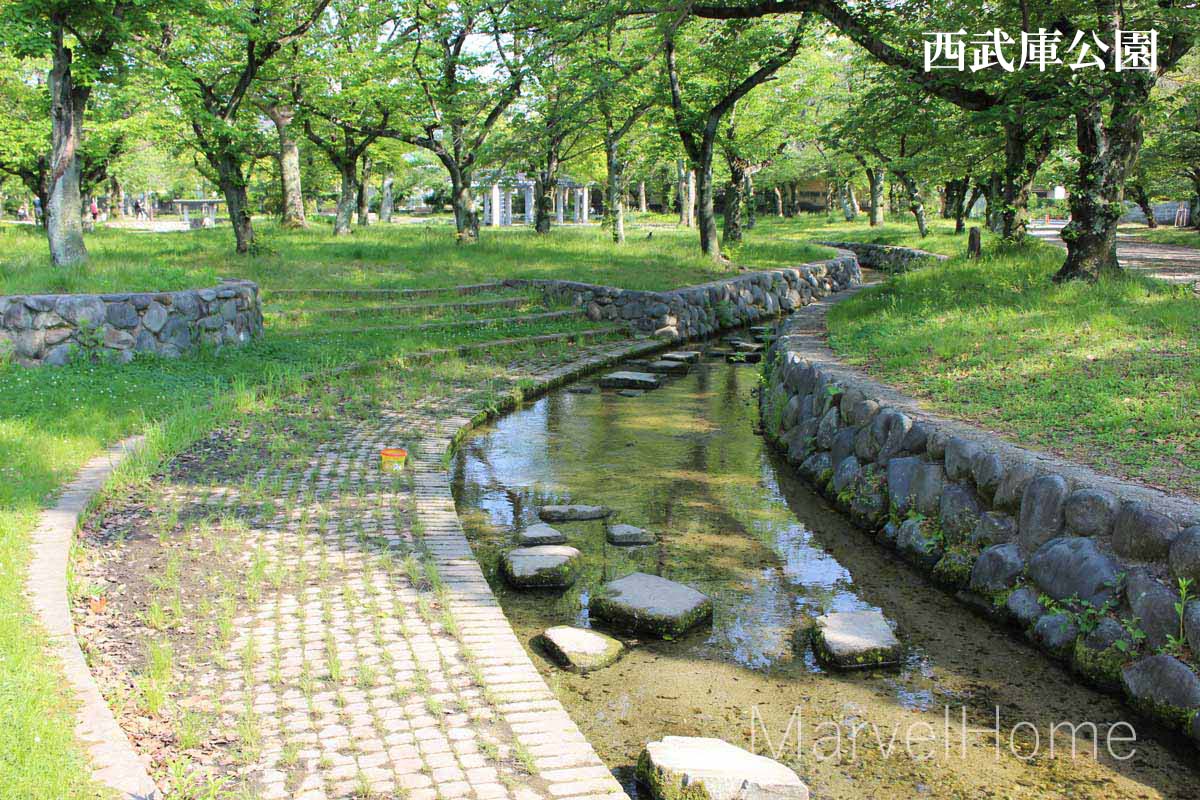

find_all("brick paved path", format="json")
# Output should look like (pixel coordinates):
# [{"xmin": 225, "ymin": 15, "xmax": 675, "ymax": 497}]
[{"xmin": 124, "ymin": 338, "xmax": 662, "ymax": 799}]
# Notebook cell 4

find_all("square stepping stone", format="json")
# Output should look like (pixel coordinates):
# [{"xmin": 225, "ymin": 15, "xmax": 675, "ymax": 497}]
[
  {"xmin": 618, "ymin": 389, "xmax": 645, "ymax": 397},
  {"xmin": 809, "ymin": 610, "xmax": 902, "ymax": 669},
  {"xmin": 661, "ymin": 351, "xmax": 701, "ymax": 363},
  {"xmin": 538, "ymin": 504, "xmax": 612, "ymax": 522},
  {"xmin": 606, "ymin": 524, "xmax": 655, "ymax": 546},
  {"xmin": 727, "ymin": 351, "xmax": 762, "ymax": 364},
  {"xmin": 539, "ymin": 626, "xmax": 624, "ymax": 673},
  {"xmin": 589, "ymin": 572, "xmax": 712, "ymax": 638},
  {"xmin": 638, "ymin": 736, "xmax": 809, "ymax": 800},
  {"xmin": 501, "ymin": 545, "xmax": 581, "ymax": 588},
  {"xmin": 598, "ymin": 371, "xmax": 662, "ymax": 390},
  {"xmin": 645, "ymin": 360, "xmax": 690, "ymax": 375},
  {"xmin": 516, "ymin": 523, "xmax": 566, "ymax": 546},
  {"xmin": 733, "ymin": 341, "xmax": 763, "ymax": 352}
]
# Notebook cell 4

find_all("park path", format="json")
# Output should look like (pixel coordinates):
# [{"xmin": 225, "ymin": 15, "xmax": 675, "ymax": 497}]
[
  {"xmin": 1029, "ymin": 220, "xmax": 1200, "ymax": 285},
  {"xmin": 75, "ymin": 333, "xmax": 668, "ymax": 799}
]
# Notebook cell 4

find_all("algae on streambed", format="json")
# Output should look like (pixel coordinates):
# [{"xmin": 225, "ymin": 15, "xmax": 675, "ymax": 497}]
[{"xmin": 451, "ymin": 354, "xmax": 1200, "ymax": 799}]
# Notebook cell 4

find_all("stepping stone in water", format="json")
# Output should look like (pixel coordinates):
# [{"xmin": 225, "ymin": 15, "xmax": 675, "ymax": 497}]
[
  {"xmin": 661, "ymin": 351, "xmax": 701, "ymax": 363},
  {"xmin": 539, "ymin": 625, "xmax": 624, "ymax": 673},
  {"xmin": 607, "ymin": 524, "xmax": 655, "ymax": 546},
  {"xmin": 589, "ymin": 572, "xmax": 712, "ymax": 638},
  {"xmin": 618, "ymin": 389, "xmax": 645, "ymax": 397},
  {"xmin": 808, "ymin": 609, "xmax": 902, "ymax": 669},
  {"xmin": 734, "ymin": 341, "xmax": 764, "ymax": 352},
  {"xmin": 538, "ymin": 504, "xmax": 612, "ymax": 522},
  {"xmin": 637, "ymin": 736, "xmax": 809, "ymax": 800},
  {"xmin": 501, "ymin": 545, "xmax": 582, "ymax": 588},
  {"xmin": 599, "ymin": 371, "xmax": 662, "ymax": 390},
  {"xmin": 567, "ymin": 385, "xmax": 595, "ymax": 394},
  {"xmin": 645, "ymin": 359, "xmax": 690, "ymax": 375},
  {"xmin": 749, "ymin": 325, "xmax": 772, "ymax": 335},
  {"xmin": 516, "ymin": 523, "xmax": 566, "ymax": 546}
]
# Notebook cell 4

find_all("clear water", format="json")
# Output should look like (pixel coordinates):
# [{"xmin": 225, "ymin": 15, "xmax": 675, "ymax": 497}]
[{"xmin": 452, "ymin": 351, "xmax": 1199, "ymax": 798}]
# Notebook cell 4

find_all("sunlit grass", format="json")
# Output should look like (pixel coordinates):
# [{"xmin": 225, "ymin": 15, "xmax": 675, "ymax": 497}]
[
  {"xmin": 0, "ymin": 216, "xmax": 836, "ymax": 295},
  {"xmin": 828, "ymin": 240, "xmax": 1200, "ymax": 493}
]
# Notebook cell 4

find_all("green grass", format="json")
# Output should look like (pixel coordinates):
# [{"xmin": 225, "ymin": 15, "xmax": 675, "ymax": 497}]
[
  {"xmin": 827, "ymin": 236, "xmax": 1200, "ymax": 494},
  {"xmin": 0, "ymin": 216, "xmax": 835, "ymax": 295},
  {"xmin": 778, "ymin": 212, "xmax": 987, "ymax": 257}
]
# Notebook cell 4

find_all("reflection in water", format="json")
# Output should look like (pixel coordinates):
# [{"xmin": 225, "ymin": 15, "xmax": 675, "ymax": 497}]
[{"xmin": 452, "ymin": 353, "xmax": 1200, "ymax": 799}]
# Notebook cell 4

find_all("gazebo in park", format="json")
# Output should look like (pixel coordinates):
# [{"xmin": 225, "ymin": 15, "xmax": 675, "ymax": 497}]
[
  {"xmin": 477, "ymin": 172, "xmax": 592, "ymax": 226},
  {"xmin": 172, "ymin": 197, "xmax": 225, "ymax": 229}
]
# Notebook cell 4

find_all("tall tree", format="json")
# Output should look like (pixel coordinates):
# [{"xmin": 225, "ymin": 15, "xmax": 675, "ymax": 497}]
[
  {"xmin": 389, "ymin": 0, "xmax": 526, "ymax": 243},
  {"xmin": 1, "ymin": 1, "xmax": 161, "ymax": 264},
  {"xmin": 690, "ymin": 0, "xmax": 1196, "ymax": 280},
  {"xmin": 663, "ymin": 13, "xmax": 808, "ymax": 260},
  {"xmin": 149, "ymin": 0, "xmax": 330, "ymax": 253},
  {"xmin": 296, "ymin": 0, "xmax": 396, "ymax": 235}
]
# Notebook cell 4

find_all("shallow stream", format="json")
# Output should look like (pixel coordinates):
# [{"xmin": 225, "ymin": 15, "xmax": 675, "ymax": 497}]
[{"xmin": 451, "ymin": 350, "xmax": 1200, "ymax": 798}]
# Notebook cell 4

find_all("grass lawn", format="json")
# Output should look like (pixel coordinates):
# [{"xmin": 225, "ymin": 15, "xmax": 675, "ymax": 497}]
[
  {"xmin": 0, "ymin": 216, "xmax": 835, "ymax": 295},
  {"xmin": 826, "ymin": 227, "xmax": 1200, "ymax": 495}
]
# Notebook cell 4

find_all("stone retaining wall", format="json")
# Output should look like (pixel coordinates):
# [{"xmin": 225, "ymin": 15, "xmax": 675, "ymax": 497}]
[
  {"xmin": 761, "ymin": 308, "xmax": 1200, "ymax": 749},
  {"xmin": 817, "ymin": 241, "xmax": 948, "ymax": 273},
  {"xmin": 505, "ymin": 251, "xmax": 862, "ymax": 340},
  {"xmin": 0, "ymin": 279, "xmax": 263, "ymax": 366}
]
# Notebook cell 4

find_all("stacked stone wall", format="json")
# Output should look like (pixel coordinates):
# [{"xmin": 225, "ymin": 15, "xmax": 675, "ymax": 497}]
[{"xmin": 0, "ymin": 279, "xmax": 263, "ymax": 366}]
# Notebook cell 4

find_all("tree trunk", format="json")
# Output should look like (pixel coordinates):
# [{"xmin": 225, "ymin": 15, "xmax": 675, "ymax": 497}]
[
  {"xmin": 216, "ymin": 154, "xmax": 254, "ymax": 253},
  {"xmin": 638, "ymin": 180, "xmax": 647, "ymax": 213},
  {"xmin": 985, "ymin": 172, "xmax": 1004, "ymax": 233},
  {"xmin": 47, "ymin": 24, "xmax": 88, "ymax": 266},
  {"xmin": 693, "ymin": 152, "xmax": 720, "ymax": 260},
  {"xmin": 380, "ymin": 172, "xmax": 394, "ymax": 222},
  {"xmin": 745, "ymin": 174, "xmax": 756, "ymax": 230},
  {"xmin": 773, "ymin": 185, "xmax": 783, "ymax": 217},
  {"xmin": 1129, "ymin": 183, "xmax": 1157, "ymax": 229},
  {"xmin": 357, "ymin": 156, "xmax": 371, "ymax": 227},
  {"xmin": 534, "ymin": 145, "xmax": 559, "ymax": 234},
  {"xmin": 334, "ymin": 161, "xmax": 356, "ymax": 235},
  {"xmin": 687, "ymin": 170, "xmax": 697, "ymax": 229},
  {"xmin": 839, "ymin": 181, "xmax": 857, "ymax": 221},
  {"xmin": 449, "ymin": 169, "xmax": 479, "ymax": 243},
  {"xmin": 958, "ymin": 183, "xmax": 981, "ymax": 234},
  {"xmin": 865, "ymin": 166, "xmax": 885, "ymax": 226},
  {"xmin": 676, "ymin": 160, "xmax": 687, "ymax": 226},
  {"xmin": 1055, "ymin": 96, "xmax": 1144, "ymax": 282},
  {"xmin": 267, "ymin": 105, "xmax": 306, "ymax": 228},
  {"xmin": 1000, "ymin": 121, "xmax": 1052, "ymax": 241},
  {"xmin": 108, "ymin": 175, "xmax": 124, "ymax": 220},
  {"xmin": 897, "ymin": 172, "xmax": 927, "ymax": 237},
  {"xmin": 605, "ymin": 138, "xmax": 625, "ymax": 244},
  {"xmin": 723, "ymin": 161, "xmax": 747, "ymax": 245}
]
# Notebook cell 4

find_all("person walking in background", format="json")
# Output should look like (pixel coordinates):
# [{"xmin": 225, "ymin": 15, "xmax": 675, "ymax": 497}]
[{"xmin": 90, "ymin": 198, "xmax": 99, "ymax": 222}]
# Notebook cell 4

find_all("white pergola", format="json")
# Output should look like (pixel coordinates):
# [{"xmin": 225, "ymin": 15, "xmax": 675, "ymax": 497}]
[{"xmin": 476, "ymin": 173, "xmax": 592, "ymax": 226}]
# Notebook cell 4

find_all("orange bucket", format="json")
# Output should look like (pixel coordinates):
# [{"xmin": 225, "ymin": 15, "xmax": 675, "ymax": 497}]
[{"xmin": 380, "ymin": 448, "xmax": 408, "ymax": 472}]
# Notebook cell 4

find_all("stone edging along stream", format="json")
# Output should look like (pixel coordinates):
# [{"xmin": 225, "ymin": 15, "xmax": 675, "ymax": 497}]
[
  {"xmin": 504, "ymin": 247, "xmax": 862, "ymax": 339},
  {"xmin": 759, "ymin": 279, "xmax": 1200, "ymax": 750}
]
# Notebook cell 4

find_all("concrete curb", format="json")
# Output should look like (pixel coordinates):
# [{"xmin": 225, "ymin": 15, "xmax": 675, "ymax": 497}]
[{"xmin": 27, "ymin": 435, "xmax": 160, "ymax": 800}]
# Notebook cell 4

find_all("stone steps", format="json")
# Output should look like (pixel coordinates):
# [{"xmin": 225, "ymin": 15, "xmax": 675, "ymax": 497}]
[{"xmin": 272, "ymin": 308, "xmax": 586, "ymax": 338}]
